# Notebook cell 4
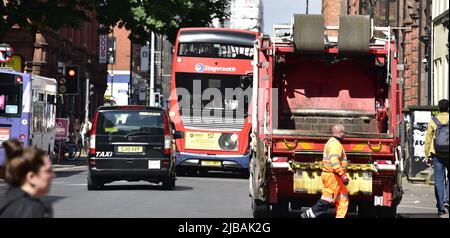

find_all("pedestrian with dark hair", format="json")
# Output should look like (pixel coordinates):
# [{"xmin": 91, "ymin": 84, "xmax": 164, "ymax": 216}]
[
  {"xmin": 0, "ymin": 139, "xmax": 55, "ymax": 218},
  {"xmin": 424, "ymin": 99, "xmax": 449, "ymax": 217}
]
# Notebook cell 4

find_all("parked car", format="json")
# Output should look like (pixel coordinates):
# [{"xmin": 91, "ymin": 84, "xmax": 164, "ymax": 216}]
[{"xmin": 87, "ymin": 106, "xmax": 183, "ymax": 190}]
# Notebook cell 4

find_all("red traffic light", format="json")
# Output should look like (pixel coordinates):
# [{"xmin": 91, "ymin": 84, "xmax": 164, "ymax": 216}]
[{"xmin": 68, "ymin": 69, "xmax": 76, "ymax": 77}]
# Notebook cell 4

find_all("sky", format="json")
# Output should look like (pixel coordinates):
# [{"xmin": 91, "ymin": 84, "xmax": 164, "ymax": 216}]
[{"xmin": 263, "ymin": 0, "xmax": 322, "ymax": 35}]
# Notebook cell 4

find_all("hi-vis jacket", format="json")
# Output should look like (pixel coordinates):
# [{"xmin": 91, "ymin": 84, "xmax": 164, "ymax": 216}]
[{"xmin": 322, "ymin": 137, "xmax": 348, "ymax": 176}]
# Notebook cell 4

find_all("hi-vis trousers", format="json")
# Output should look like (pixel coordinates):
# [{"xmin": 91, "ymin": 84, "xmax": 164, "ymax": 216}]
[{"xmin": 310, "ymin": 172, "xmax": 349, "ymax": 218}]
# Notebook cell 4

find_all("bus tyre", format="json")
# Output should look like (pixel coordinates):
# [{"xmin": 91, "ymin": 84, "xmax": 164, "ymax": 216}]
[
  {"xmin": 242, "ymin": 169, "xmax": 250, "ymax": 179},
  {"xmin": 252, "ymin": 198, "xmax": 270, "ymax": 218},
  {"xmin": 162, "ymin": 176, "xmax": 176, "ymax": 190},
  {"xmin": 271, "ymin": 200, "xmax": 289, "ymax": 218}
]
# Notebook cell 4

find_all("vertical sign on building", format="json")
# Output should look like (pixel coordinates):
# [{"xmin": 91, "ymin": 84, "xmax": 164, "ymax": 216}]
[
  {"xmin": 140, "ymin": 44, "xmax": 149, "ymax": 71},
  {"xmin": 99, "ymin": 34, "xmax": 107, "ymax": 64}
]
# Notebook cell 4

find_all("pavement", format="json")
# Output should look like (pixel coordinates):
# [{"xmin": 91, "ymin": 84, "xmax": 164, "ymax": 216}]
[
  {"xmin": 398, "ymin": 177, "xmax": 449, "ymax": 218},
  {"xmin": 51, "ymin": 155, "xmax": 88, "ymax": 171}
]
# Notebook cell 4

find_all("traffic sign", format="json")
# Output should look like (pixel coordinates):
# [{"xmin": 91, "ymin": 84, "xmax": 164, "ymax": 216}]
[{"xmin": 0, "ymin": 43, "xmax": 14, "ymax": 63}]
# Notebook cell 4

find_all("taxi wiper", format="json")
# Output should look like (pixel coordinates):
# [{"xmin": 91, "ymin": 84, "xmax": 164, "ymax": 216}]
[{"xmin": 124, "ymin": 132, "xmax": 153, "ymax": 138}]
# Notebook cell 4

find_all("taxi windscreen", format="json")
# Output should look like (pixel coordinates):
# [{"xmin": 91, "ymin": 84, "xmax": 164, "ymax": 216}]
[{"xmin": 96, "ymin": 110, "xmax": 164, "ymax": 135}]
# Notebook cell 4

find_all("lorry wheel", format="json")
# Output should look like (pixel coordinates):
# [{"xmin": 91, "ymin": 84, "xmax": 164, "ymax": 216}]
[
  {"xmin": 252, "ymin": 198, "xmax": 270, "ymax": 218},
  {"xmin": 271, "ymin": 200, "xmax": 289, "ymax": 218},
  {"xmin": 357, "ymin": 202, "xmax": 376, "ymax": 218},
  {"xmin": 377, "ymin": 206, "xmax": 397, "ymax": 218}
]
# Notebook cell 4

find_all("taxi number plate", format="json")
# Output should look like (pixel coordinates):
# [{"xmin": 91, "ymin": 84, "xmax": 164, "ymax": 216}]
[
  {"xmin": 118, "ymin": 146, "xmax": 143, "ymax": 153},
  {"xmin": 148, "ymin": 160, "xmax": 160, "ymax": 169},
  {"xmin": 201, "ymin": 161, "xmax": 221, "ymax": 167}
]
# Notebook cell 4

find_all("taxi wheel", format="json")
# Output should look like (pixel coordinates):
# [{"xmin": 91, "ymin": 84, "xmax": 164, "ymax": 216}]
[
  {"xmin": 87, "ymin": 172, "xmax": 103, "ymax": 191},
  {"xmin": 162, "ymin": 176, "xmax": 176, "ymax": 190}
]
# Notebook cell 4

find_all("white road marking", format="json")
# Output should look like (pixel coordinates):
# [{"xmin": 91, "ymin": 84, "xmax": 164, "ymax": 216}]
[{"xmin": 398, "ymin": 205, "xmax": 436, "ymax": 210}]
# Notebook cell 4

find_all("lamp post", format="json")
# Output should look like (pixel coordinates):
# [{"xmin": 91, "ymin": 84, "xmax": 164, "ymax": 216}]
[{"xmin": 149, "ymin": 31, "xmax": 155, "ymax": 107}]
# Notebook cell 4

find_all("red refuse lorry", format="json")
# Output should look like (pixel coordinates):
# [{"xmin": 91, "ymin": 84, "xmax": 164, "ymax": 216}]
[{"xmin": 249, "ymin": 14, "xmax": 403, "ymax": 218}]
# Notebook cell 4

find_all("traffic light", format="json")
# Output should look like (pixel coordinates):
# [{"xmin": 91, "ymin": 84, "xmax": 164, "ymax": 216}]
[
  {"xmin": 107, "ymin": 37, "xmax": 116, "ymax": 64},
  {"xmin": 57, "ymin": 75, "xmax": 67, "ymax": 94},
  {"xmin": 65, "ymin": 66, "xmax": 79, "ymax": 94},
  {"xmin": 89, "ymin": 83, "xmax": 95, "ymax": 97}
]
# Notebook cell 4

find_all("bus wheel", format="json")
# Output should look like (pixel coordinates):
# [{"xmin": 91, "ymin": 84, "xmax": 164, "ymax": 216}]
[
  {"xmin": 271, "ymin": 200, "xmax": 289, "ymax": 218},
  {"xmin": 252, "ymin": 198, "xmax": 270, "ymax": 218},
  {"xmin": 241, "ymin": 169, "xmax": 250, "ymax": 179}
]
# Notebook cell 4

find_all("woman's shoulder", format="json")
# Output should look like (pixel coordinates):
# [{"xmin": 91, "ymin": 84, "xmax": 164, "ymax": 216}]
[{"xmin": 0, "ymin": 187, "xmax": 52, "ymax": 218}]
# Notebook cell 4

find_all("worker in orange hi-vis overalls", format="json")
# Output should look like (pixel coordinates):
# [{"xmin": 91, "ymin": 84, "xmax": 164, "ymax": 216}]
[{"xmin": 301, "ymin": 124, "xmax": 350, "ymax": 218}]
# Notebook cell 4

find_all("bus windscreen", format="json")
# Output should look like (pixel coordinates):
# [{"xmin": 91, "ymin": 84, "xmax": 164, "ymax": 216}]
[
  {"xmin": 175, "ymin": 73, "xmax": 251, "ymax": 116},
  {"xmin": 0, "ymin": 73, "xmax": 22, "ymax": 116}
]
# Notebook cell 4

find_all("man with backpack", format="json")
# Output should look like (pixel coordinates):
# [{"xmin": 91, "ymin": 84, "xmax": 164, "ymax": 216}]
[{"xmin": 425, "ymin": 99, "xmax": 449, "ymax": 217}]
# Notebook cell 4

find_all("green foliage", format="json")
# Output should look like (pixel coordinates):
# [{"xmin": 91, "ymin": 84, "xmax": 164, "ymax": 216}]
[
  {"xmin": 1, "ymin": 0, "xmax": 229, "ymax": 44},
  {"xmin": 96, "ymin": 0, "xmax": 229, "ymax": 44},
  {"xmin": 0, "ymin": 0, "xmax": 96, "ymax": 37}
]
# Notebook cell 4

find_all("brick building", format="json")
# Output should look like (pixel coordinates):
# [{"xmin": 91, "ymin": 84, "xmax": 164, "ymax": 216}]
[
  {"xmin": 106, "ymin": 26, "xmax": 134, "ymax": 106},
  {"xmin": 105, "ymin": 27, "xmax": 171, "ymax": 106},
  {"xmin": 0, "ymin": 10, "xmax": 108, "ymax": 127},
  {"xmin": 323, "ymin": 0, "xmax": 433, "ymax": 108}
]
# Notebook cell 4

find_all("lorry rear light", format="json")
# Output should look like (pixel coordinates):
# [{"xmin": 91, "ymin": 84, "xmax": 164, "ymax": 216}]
[
  {"xmin": 272, "ymin": 157, "xmax": 289, "ymax": 162},
  {"xmin": 271, "ymin": 157, "xmax": 290, "ymax": 169},
  {"xmin": 19, "ymin": 133, "xmax": 26, "ymax": 140},
  {"xmin": 162, "ymin": 160, "xmax": 170, "ymax": 167},
  {"xmin": 375, "ymin": 160, "xmax": 392, "ymax": 164},
  {"xmin": 374, "ymin": 160, "xmax": 396, "ymax": 171}
]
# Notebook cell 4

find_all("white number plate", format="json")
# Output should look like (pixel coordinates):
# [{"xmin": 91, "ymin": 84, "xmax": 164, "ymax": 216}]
[{"xmin": 148, "ymin": 160, "xmax": 160, "ymax": 169}]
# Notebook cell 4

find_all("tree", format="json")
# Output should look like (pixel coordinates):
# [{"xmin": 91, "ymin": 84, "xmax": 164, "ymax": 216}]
[
  {"xmin": 96, "ymin": 0, "xmax": 229, "ymax": 44},
  {"xmin": 0, "ymin": 0, "xmax": 96, "ymax": 39},
  {"xmin": 1, "ymin": 0, "xmax": 229, "ymax": 44}
]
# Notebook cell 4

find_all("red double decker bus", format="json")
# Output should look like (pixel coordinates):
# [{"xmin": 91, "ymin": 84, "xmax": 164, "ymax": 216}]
[{"xmin": 169, "ymin": 28, "xmax": 258, "ymax": 175}]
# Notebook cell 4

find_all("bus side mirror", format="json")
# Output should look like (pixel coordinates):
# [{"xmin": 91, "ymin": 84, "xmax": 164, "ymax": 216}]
[
  {"xmin": 47, "ymin": 95, "xmax": 56, "ymax": 104},
  {"xmin": 173, "ymin": 131, "xmax": 184, "ymax": 139},
  {"xmin": 240, "ymin": 75, "xmax": 252, "ymax": 89}
]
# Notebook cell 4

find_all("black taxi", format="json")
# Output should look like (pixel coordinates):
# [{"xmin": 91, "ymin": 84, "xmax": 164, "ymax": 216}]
[{"xmin": 87, "ymin": 106, "xmax": 183, "ymax": 190}]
